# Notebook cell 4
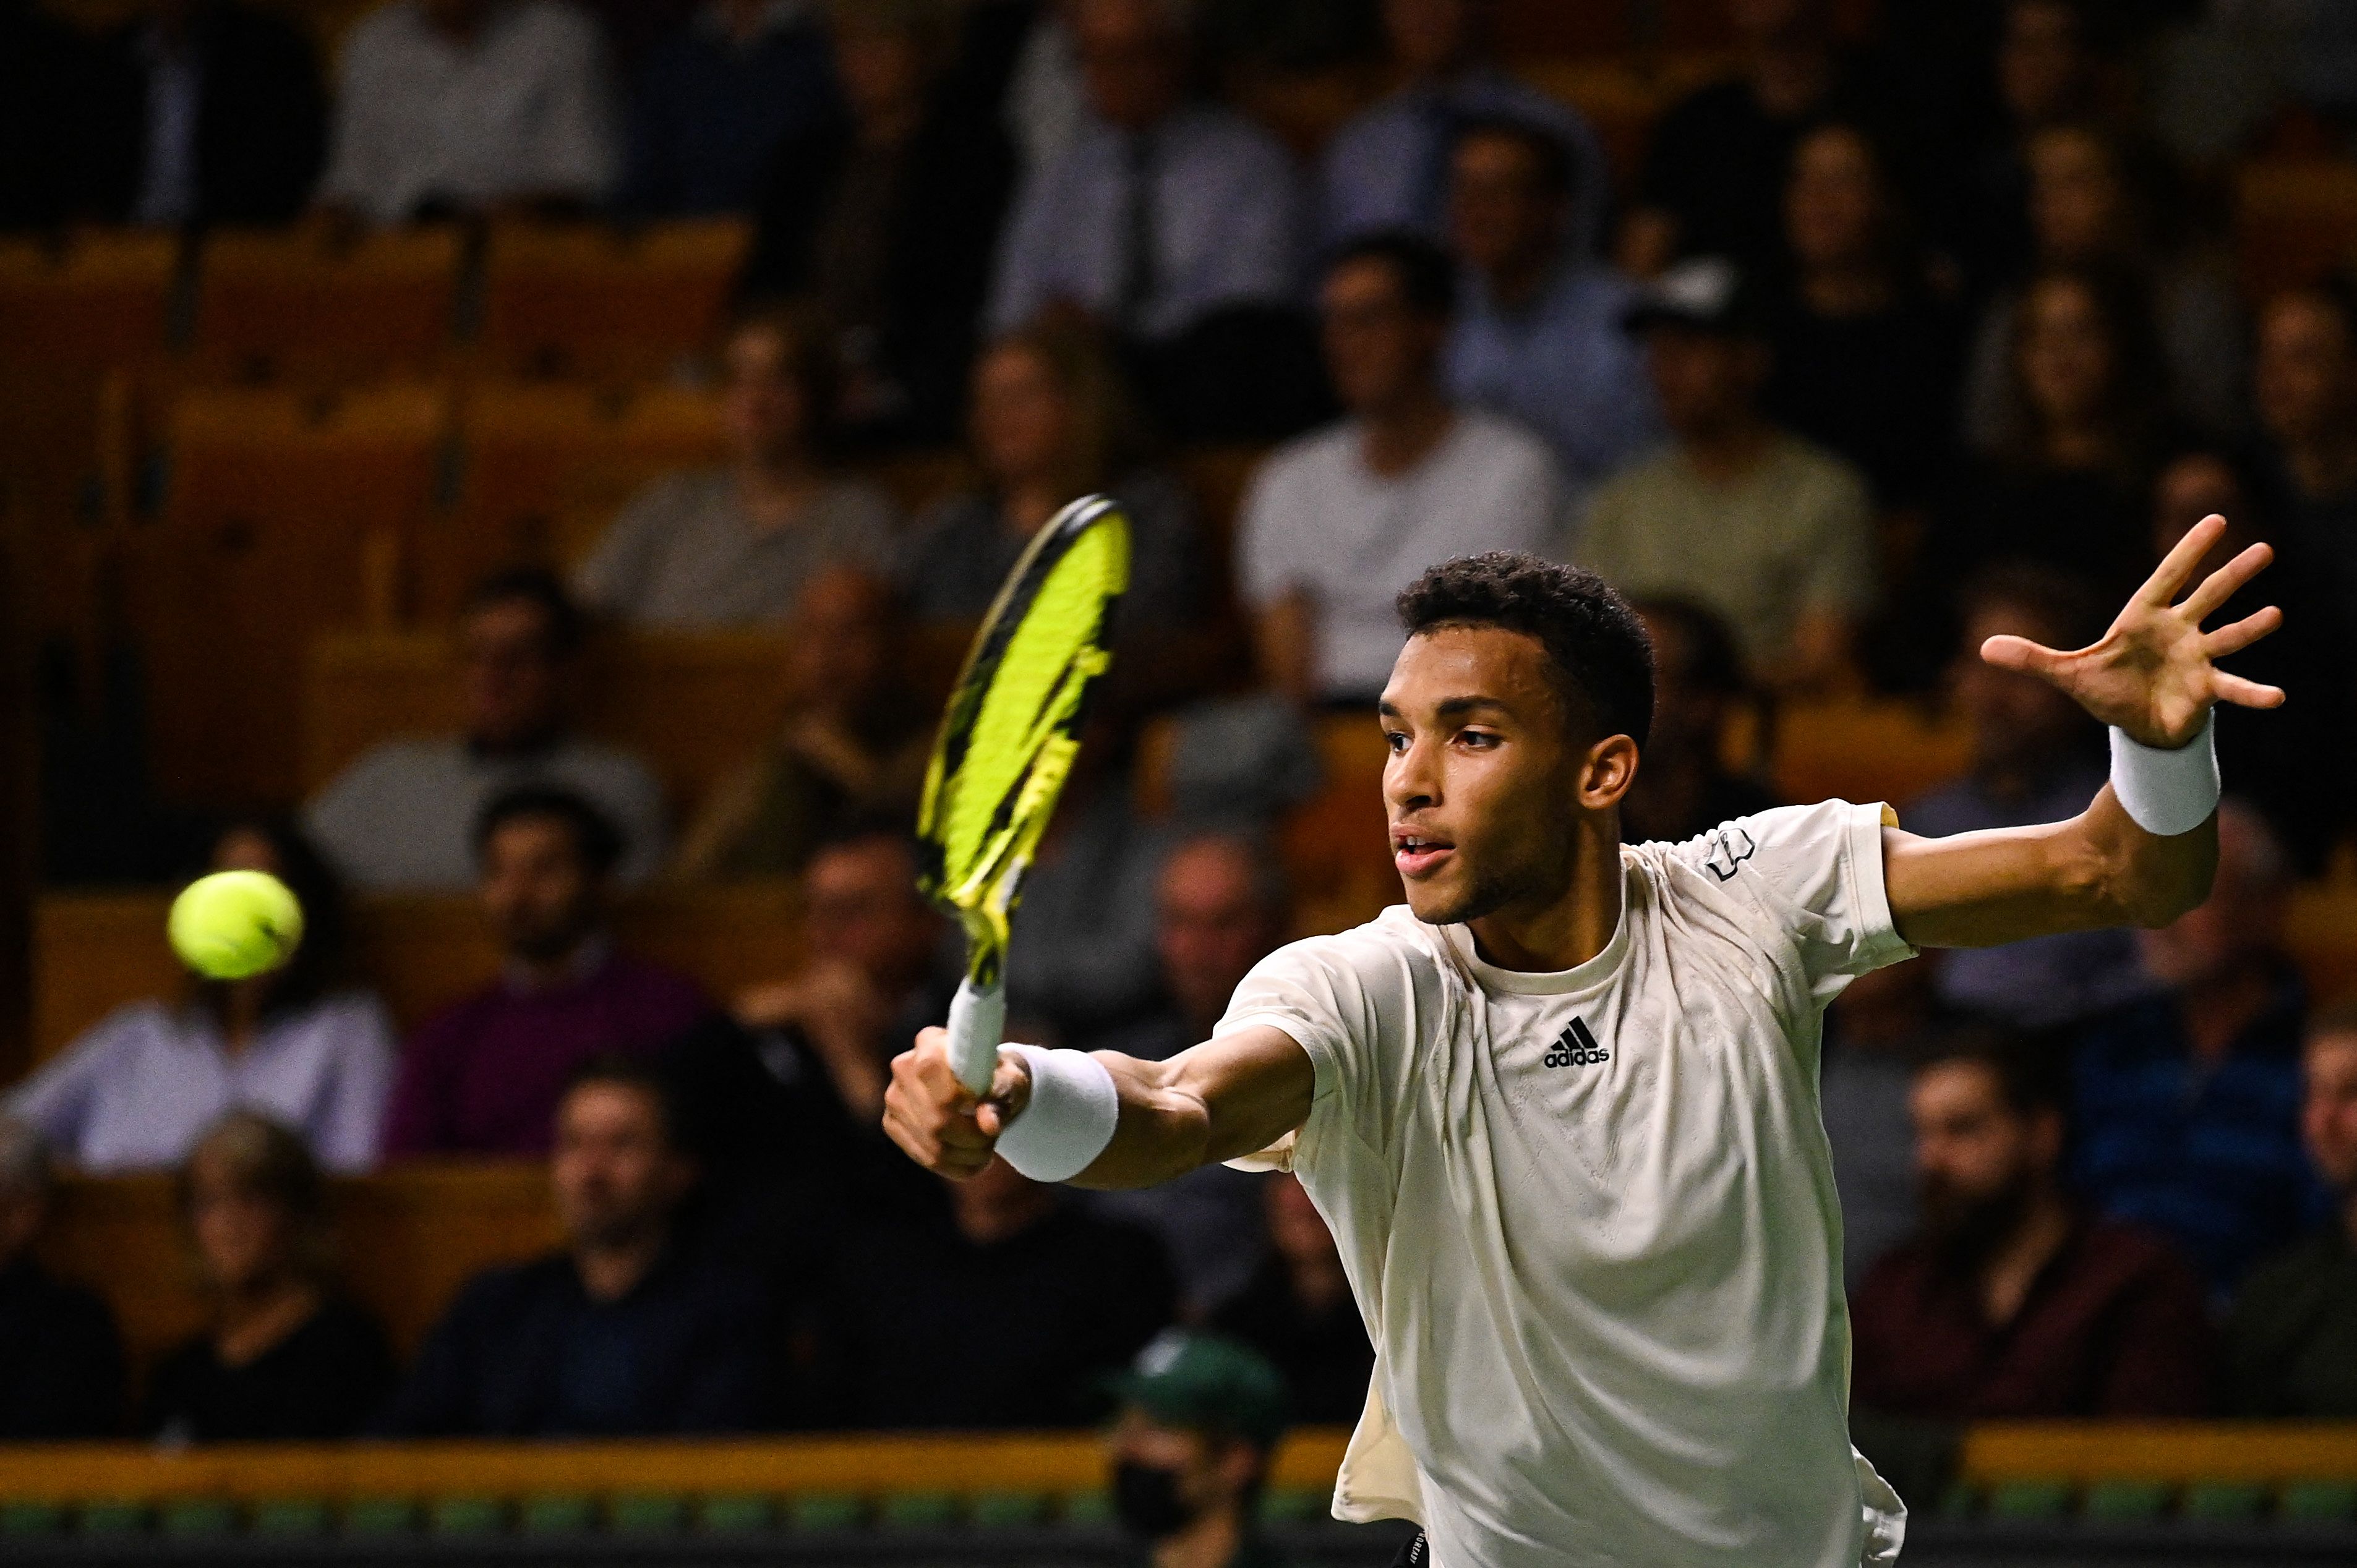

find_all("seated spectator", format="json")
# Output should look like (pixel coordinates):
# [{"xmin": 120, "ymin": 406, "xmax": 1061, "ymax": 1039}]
[
  {"xmin": 1850, "ymin": 1032, "xmax": 2214, "ymax": 1418},
  {"xmin": 808, "ymin": 1156, "xmax": 1174, "ymax": 1428},
  {"xmin": 2226, "ymin": 1003, "xmax": 2357, "ymax": 1417},
  {"xmin": 1320, "ymin": 0, "xmax": 1607, "ymax": 258},
  {"xmin": 1931, "ymin": 263, "xmax": 2167, "ymax": 602},
  {"xmin": 9, "ymin": 820, "xmax": 396, "ymax": 1173},
  {"xmin": 381, "ymin": 1057, "xmax": 771, "ymax": 1434},
  {"xmin": 623, "ymin": 0, "xmax": 836, "ymax": 216},
  {"xmin": 306, "ymin": 569, "xmax": 669, "ymax": 888},
  {"xmin": 2249, "ymin": 281, "xmax": 2357, "ymax": 646},
  {"xmin": 2070, "ymin": 800, "xmax": 2316, "ymax": 1293},
  {"xmin": 314, "ymin": 0, "xmax": 617, "ymax": 226},
  {"xmin": 1087, "ymin": 835, "xmax": 1285, "ymax": 1313},
  {"xmin": 1820, "ymin": 958, "xmax": 1935, "ymax": 1289},
  {"xmin": 1238, "ymin": 234, "xmax": 1564, "ymax": 705},
  {"xmin": 1580, "ymin": 257, "xmax": 1875, "ymax": 691},
  {"xmin": 1904, "ymin": 566, "xmax": 2150, "ymax": 1028},
  {"xmin": 1617, "ymin": 598, "xmax": 1775, "ymax": 846},
  {"xmin": 144, "ymin": 1112, "xmax": 393, "ymax": 1442},
  {"xmin": 900, "ymin": 319, "xmax": 1202, "ymax": 637},
  {"xmin": 1443, "ymin": 116, "xmax": 1659, "ymax": 501},
  {"xmin": 1103, "ymin": 1331, "xmax": 1291, "ymax": 1559},
  {"xmin": 742, "ymin": 0, "xmax": 1016, "ymax": 441},
  {"xmin": 986, "ymin": 0, "xmax": 1312, "ymax": 438},
  {"xmin": 85, "ymin": 0, "xmax": 325, "ymax": 227},
  {"xmin": 1210, "ymin": 1174, "xmax": 1373, "ymax": 1425},
  {"xmin": 576, "ymin": 306, "xmax": 899, "ymax": 628},
  {"xmin": 1618, "ymin": 0, "xmax": 1882, "ymax": 279},
  {"xmin": 1764, "ymin": 121, "xmax": 1964, "ymax": 511},
  {"xmin": 1003, "ymin": 0, "xmax": 1084, "ymax": 177},
  {"xmin": 671, "ymin": 571, "xmax": 930, "ymax": 882},
  {"xmin": 0, "ymin": 1119, "xmax": 124, "ymax": 1438},
  {"xmin": 382, "ymin": 788, "xmax": 709, "ymax": 1157}
]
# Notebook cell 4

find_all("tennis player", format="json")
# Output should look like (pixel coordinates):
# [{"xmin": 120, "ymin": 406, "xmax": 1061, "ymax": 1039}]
[{"xmin": 883, "ymin": 518, "xmax": 2282, "ymax": 1567}]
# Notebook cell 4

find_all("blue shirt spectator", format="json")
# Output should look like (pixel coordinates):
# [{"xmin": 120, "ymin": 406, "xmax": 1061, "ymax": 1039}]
[
  {"xmin": 987, "ymin": 0, "xmax": 1301, "ymax": 343},
  {"xmin": 2070, "ymin": 801, "xmax": 2322, "ymax": 1295},
  {"xmin": 624, "ymin": 0, "xmax": 838, "ymax": 215},
  {"xmin": 1444, "ymin": 118, "xmax": 1656, "ymax": 500}
]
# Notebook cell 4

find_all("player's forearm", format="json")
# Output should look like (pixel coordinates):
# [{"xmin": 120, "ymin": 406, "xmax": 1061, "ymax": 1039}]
[
  {"xmin": 1066, "ymin": 1055, "xmax": 1218, "ymax": 1190},
  {"xmin": 2075, "ymin": 783, "xmax": 2215, "ymax": 928},
  {"xmin": 1065, "ymin": 1027, "xmax": 1317, "ymax": 1190}
]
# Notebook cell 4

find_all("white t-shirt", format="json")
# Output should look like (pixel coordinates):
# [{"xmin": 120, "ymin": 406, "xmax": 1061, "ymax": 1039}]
[
  {"xmin": 1219, "ymin": 801, "xmax": 1915, "ymax": 1568},
  {"xmin": 1236, "ymin": 412, "xmax": 1567, "ymax": 701}
]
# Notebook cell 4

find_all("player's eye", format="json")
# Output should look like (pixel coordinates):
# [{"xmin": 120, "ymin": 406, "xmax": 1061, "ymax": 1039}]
[
  {"xmin": 1382, "ymin": 730, "xmax": 1409, "ymax": 753},
  {"xmin": 1459, "ymin": 728, "xmax": 1501, "ymax": 749}
]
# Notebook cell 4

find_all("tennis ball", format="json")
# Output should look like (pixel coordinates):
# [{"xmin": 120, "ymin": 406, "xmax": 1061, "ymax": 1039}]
[{"xmin": 167, "ymin": 871, "xmax": 304, "ymax": 981}]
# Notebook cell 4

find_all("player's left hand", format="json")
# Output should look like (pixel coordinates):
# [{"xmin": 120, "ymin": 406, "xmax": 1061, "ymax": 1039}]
[{"xmin": 1980, "ymin": 513, "xmax": 2286, "ymax": 748}]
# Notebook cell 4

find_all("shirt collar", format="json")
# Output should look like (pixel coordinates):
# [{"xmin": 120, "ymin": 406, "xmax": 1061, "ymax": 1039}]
[{"xmin": 503, "ymin": 933, "xmax": 613, "ymax": 994}]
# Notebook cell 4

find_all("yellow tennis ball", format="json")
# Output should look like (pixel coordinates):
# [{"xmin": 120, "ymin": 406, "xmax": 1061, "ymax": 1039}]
[{"xmin": 167, "ymin": 871, "xmax": 304, "ymax": 981}]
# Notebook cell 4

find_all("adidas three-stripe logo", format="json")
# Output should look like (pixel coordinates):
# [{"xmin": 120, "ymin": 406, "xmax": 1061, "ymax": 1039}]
[{"xmin": 1543, "ymin": 1016, "xmax": 1609, "ymax": 1069}]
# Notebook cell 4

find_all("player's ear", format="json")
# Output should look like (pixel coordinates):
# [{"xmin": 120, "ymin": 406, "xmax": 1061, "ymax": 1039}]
[{"xmin": 1576, "ymin": 733, "xmax": 1640, "ymax": 810}]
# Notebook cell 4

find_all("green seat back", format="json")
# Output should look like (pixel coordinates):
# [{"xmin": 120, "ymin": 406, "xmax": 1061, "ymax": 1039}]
[
  {"xmin": 251, "ymin": 1498, "xmax": 330, "ymax": 1536},
  {"xmin": 876, "ymin": 1491, "xmax": 960, "ymax": 1529},
  {"xmin": 518, "ymin": 1494, "xmax": 595, "ymax": 1535},
  {"xmin": 1063, "ymin": 1489, "xmax": 1116, "ymax": 1527},
  {"xmin": 76, "ymin": 1501, "xmax": 148, "ymax": 1536},
  {"xmin": 2280, "ymin": 1479, "xmax": 2357, "ymax": 1522},
  {"xmin": 1263, "ymin": 1487, "xmax": 1328, "ymax": 1524},
  {"xmin": 2081, "ymin": 1480, "xmax": 2170, "ymax": 1522},
  {"xmin": 0, "ymin": 1502, "xmax": 64, "ymax": 1536},
  {"xmin": 1986, "ymin": 1479, "xmax": 2073, "ymax": 1521},
  {"xmin": 610, "ymin": 1493, "xmax": 686, "ymax": 1533},
  {"xmin": 343, "ymin": 1498, "xmax": 419, "ymax": 1536},
  {"xmin": 785, "ymin": 1493, "xmax": 865, "ymax": 1530},
  {"xmin": 698, "ymin": 1494, "xmax": 774, "ymax": 1533},
  {"xmin": 427, "ymin": 1496, "xmax": 506, "ymax": 1536},
  {"xmin": 969, "ymin": 1490, "xmax": 1048, "ymax": 1528},
  {"xmin": 2181, "ymin": 1481, "xmax": 2265, "ymax": 1522}
]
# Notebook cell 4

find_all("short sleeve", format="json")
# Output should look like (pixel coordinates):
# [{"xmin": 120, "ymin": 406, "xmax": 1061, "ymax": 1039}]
[
  {"xmin": 1669, "ymin": 799, "xmax": 1914, "ymax": 1001},
  {"xmin": 1213, "ymin": 929, "xmax": 1414, "ymax": 1174}
]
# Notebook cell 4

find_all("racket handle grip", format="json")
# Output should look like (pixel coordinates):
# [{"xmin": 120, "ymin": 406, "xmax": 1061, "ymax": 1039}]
[{"xmin": 946, "ymin": 977, "xmax": 1006, "ymax": 1096}]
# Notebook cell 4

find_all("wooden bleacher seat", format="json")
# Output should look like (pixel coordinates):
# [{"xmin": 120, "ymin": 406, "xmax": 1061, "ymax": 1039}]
[
  {"xmin": 0, "ymin": 230, "xmax": 179, "ymax": 375},
  {"xmin": 1278, "ymin": 714, "xmax": 1396, "ymax": 939},
  {"xmin": 2236, "ymin": 159, "xmax": 2357, "ymax": 304},
  {"xmin": 31, "ymin": 881, "xmax": 802, "ymax": 1066},
  {"xmin": 1771, "ymin": 696, "xmax": 1973, "ymax": 812},
  {"xmin": 129, "ymin": 383, "xmax": 450, "ymax": 807},
  {"xmin": 189, "ymin": 226, "xmax": 462, "ymax": 383},
  {"xmin": 478, "ymin": 219, "xmax": 751, "ymax": 381},
  {"xmin": 2287, "ymin": 881, "xmax": 2357, "ymax": 1005}
]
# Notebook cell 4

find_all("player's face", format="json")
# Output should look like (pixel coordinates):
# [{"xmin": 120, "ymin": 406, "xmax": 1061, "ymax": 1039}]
[{"xmin": 1379, "ymin": 627, "xmax": 1596, "ymax": 927}]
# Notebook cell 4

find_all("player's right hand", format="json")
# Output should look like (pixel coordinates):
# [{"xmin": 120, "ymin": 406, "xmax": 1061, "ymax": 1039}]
[{"xmin": 881, "ymin": 1026, "xmax": 1033, "ymax": 1178}]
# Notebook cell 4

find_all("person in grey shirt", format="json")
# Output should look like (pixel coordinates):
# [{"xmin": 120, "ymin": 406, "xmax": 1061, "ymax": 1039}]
[
  {"xmin": 573, "ymin": 304, "xmax": 899, "ymax": 628},
  {"xmin": 305, "ymin": 570, "xmax": 667, "ymax": 890}
]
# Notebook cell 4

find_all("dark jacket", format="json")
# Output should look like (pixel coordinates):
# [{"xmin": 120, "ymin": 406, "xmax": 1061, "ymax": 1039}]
[
  {"xmin": 0, "ymin": 1256, "xmax": 125, "ymax": 1438},
  {"xmin": 145, "ymin": 1298, "xmax": 393, "ymax": 1442}
]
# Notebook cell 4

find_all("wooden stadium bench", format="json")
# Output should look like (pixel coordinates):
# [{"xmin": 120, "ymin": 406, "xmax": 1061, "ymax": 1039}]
[
  {"xmin": 478, "ymin": 219, "xmax": 751, "ymax": 381},
  {"xmin": 2236, "ymin": 159, "xmax": 2357, "ymax": 305},
  {"xmin": 2287, "ymin": 881, "xmax": 2357, "ymax": 1003},
  {"xmin": 0, "ymin": 230, "xmax": 179, "ymax": 375},
  {"xmin": 28, "ymin": 882, "xmax": 802, "ymax": 1067},
  {"xmin": 188, "ymin": 226, "xmax": 462, "ymax": 385},
  {"xmin": 127, "ymin": 383, "xmax": 448, "ymax": 807}
]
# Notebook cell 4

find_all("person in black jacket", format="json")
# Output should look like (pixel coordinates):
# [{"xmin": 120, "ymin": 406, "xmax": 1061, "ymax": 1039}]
[
  {"xmin": 377, "ymin": 1056, "xmax": 775, "ymax": 1436},
  {"xmin": 144, "ymin": 1112, "xmax": 392, "ymax": 1442},
  {"xmin": 0, "ymin": 1117, "xmax": 124, "ymax": 1438},
  {"xmin": 85, "ymin": 0, "xmax": 325, "ymax": 227}
]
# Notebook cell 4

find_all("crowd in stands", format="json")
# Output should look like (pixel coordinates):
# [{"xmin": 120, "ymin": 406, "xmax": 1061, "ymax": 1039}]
[{"xmin": 6, "ymin": 0, "xmax": 2357, "ymax": 1467}]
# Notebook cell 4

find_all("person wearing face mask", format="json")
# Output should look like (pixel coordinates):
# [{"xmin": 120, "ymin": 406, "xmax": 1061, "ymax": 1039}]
[{"xmin": 1104, "ymin": 1331, "xmax": 1293, "ymax": 1568}]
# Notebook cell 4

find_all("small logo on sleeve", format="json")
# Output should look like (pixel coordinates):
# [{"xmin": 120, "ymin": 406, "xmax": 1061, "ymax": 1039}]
[
  {"xmin": 1544, "ymin": 1016, "xmax": 1610, "ymax": 1068},
  {"xmin": 1702, "ymin": 824, "xmax": 1758, "ymax": 882}
]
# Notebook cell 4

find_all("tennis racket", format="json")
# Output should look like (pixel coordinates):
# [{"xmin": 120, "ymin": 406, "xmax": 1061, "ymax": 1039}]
[{"xmin": 915, "ymin": 495, "xmax": 1131, "ymax": 1093}]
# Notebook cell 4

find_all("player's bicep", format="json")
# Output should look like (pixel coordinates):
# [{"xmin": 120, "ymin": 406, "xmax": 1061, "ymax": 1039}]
[{"xmin": 1880, "ymin": 819, "xmax": 2112, "ymax": 948}]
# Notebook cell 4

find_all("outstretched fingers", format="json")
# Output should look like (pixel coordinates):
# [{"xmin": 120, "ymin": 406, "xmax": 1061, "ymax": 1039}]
[
  {"xmin": 2140, "ymin": 513, "xmax": 2230, "ymax": 607},
  {"xmin": 2178, "ymin": 540, "xmax": 2275, "ymax": 623},
  {"xmin": 1980, "ymin": 633, "xmax": 2071, "ymax": 678},
  {"xmin": 2212, "ymin": 670, "xmax": 2287, "ymax": 709},
  {"xmin": 2202, "ymin": 604, "xmax": 2283, "ymax": 660}
]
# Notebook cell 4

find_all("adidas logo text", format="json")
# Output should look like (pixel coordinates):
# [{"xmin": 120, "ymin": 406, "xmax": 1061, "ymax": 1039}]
[{"xmin": 1544, "ymin": 1016, "xmax": 1609, "ymax": 1070}]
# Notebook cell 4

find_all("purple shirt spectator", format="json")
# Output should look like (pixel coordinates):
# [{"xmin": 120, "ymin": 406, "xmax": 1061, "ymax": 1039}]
[{"xmin": 385, "ymin": 944, "xmax": 708, "ymax": 1157}]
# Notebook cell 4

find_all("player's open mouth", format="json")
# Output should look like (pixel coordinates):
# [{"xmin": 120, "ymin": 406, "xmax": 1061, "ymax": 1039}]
[{"xmin": 1392, "ymin": 830, "xmax": 1454, "ymax": 878}]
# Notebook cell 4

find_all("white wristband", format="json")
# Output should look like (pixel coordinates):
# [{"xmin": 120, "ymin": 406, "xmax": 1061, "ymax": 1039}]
[
  {"xmin": 2108, "ymin": 711, "xmax": 2220, "ymax": 837},
  {"xmin": 994, "ymin": 1044, "xmax": 1118, "ymax": 1183}
]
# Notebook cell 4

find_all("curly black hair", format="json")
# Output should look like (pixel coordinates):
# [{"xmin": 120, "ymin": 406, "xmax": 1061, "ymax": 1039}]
[{"xmin": 1395, "ymin": 552, "xmax": 1655, "ymax": 749}]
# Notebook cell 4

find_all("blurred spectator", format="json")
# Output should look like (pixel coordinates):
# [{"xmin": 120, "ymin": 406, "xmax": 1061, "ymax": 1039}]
[
  {"xmin": 1617, "ymin": 598, "xmax": 1776, "ymax": 846},
  {"xmin": 1004, "ymin": 0, "xmax": 1085, "ymax": 175},
  {"xmin": 623, "ymin": 0, "xmax": 837, "ymax": 215},
  {"xmin": 1933, "ymin": 263, "xmax": 2166, "ymax": 599},
  {"xmin": 575, "ymin": 306, "xmax": 899, "ymax": 628},
  {"xmin": 86, "ymin": 0, "xmax": 326, "ymax": 227},
  {"xmin": 1103, "ymin": 1331, "xmax": 1292, "ymax": 1562},
  {"xmin": 1239, "ymin": 234, "xmax": 1563, "ymax": 705},
  {"xmin": 741, "ymin": 1, "xmax": 1017, "ymax": 441},
  {"xmin": 1961, "ymin": 123, "xmax": 2243, "ymax": 443},
  {"xmin": 672, "ymin": 571, "xmax": 930, "ymax": 882},
  {"xmin": 1619, "ymin": 0, "xmax": 1880, "ymax": 279},
  {"xmin": 1904, "ymin": 566, "xmax": 2151, "ymax": 1028},
  {"xmin": 382, "ymin": 1057, "xmax": 772, "ymax": 1434},
  {"xmin": 2226, "ymin": 1002, "xmax": 2357, "ymax": 1417},
  {"xmin": 382, "ymin": 788, "xmax": 709, "ymax": 1157},
  {"xmin": 1763, "ymin": 121, "xmax": 1965, "ymax": 510},
  {"xmin": 1850, "ymin": 1033, "xmax": 2215, "ymax": 1418},
  {"xmin": 1320, "ymin": 0, "xmax": 1607, "ymax": 259},
  {"xmin": 1088, "ymin": 836, "xmax": 1284, "ymax": 1313},
  {"xmin": 1580, "ymin": 257, "xmax": 1875, "ymax": 691},
  {"xmin": 307, "ymin": 570, "xmax": 668, "ymax": 888},
  {"xmin": 986, "ymin": 0, "xmax": 1312, "ymax": 435},
  {"xmin": 1210, "ymin": 1174, "xmax": 1373, "ymax": 1425},
  {"xmin": 2249, "ymin": 281, "xmax": 2357, "ymax": 642},
  {"xmin": 0, "ymin": 0, "xmax": 91, "ymax": 229},
  {"xmin": 902, "ymin": 322, "xmax": 1201, "ymax": 636},
  {"xmin": 314, "ymin": 0, "xmax": 617, "ymax": 225},
  {"xmin": 1819, "ymin": 959, "xmax": 1936, "ymax": 1289},
  {"xmin": 144, "ymin": 1113, "xmax": 393, "ymax": 1442},
  {"xmin": 0, "ymin": 1119, "xmax": 125, "ymax": 1438},
  {"xmin": 1442, "ymin": 116, "xmax": 1659, "ymax": 501},
  {"xmin": 809, "ymin": 1156, "xmax": 1174, "ymax": 1427},
  {"xmin": 2071, "ymin": 799, "xmax": 2317, "ymax": 1293},
  {"xmin": 9, "ymin": 820, "xmax": 396, "ymax": 1174}
]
